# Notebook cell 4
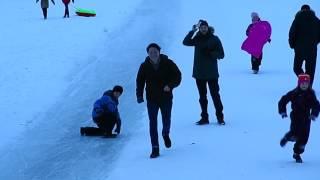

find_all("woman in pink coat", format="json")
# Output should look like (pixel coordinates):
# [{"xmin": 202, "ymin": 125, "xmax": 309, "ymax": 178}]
[{"xmin": 62, "ymin": 0, "xmax": 74, "ymax": 18}]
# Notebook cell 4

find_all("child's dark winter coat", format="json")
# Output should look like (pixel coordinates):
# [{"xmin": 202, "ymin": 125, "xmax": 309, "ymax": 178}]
[{"xmin": 278, "ymin": 87, "xmax": 320, "ymax": 154}]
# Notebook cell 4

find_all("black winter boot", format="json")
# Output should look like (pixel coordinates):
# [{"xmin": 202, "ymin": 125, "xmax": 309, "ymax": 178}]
[
  {"xmin": 80, "ymin": 127, "xmax": 85, "ymax": 136},
  {"xmin": 196, "ymin": 118, "xmax": 209, "ymax": 125},
  {"xmin": 163, "ymin": 135, "xmax": 171, "ymax": 148},
  {"xmin": 217, "ymin": 115, "xmax": 225, "ymax": 125},
  {"xmin": 280, "ymin": 136, "xmax": 288, "ymax": 147},
  {"xmin": 150, "ymin": 147, "xmax": 160, "ymax": 158},
  {"xmin": 293, "ymin": 153, "xmax": 303, "ymax": 163}
]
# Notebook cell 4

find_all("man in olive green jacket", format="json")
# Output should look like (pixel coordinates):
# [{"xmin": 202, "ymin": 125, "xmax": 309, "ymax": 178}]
[
  {"xmin": 183, "ymin": 19, "xmax": 225, "ymax": 125},
  {"xmin": 36, "ymin": 0, "xmax": 55, "ymax": 19}
]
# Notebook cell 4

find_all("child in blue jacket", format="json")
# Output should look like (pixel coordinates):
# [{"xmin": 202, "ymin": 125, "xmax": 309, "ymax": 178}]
[{"xmin": 80, "ymin": 85, "xmax": 123, "ymax": 138}]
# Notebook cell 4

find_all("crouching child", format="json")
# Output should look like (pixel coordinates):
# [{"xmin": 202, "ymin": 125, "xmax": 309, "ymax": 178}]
[
  {"xmin": 278, "ymin": 74, "xmax": 320, "ymax": 163},
  {"xmin": 80, "ymin": 85, "xmax": 123, "ymax": 138}
]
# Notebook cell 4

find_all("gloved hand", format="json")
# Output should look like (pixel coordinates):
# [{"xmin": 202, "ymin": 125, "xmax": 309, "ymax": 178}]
[
  {"xmin": 192, "ymin": 24, "xmax": 198, "ymax": 32},
  {"xmin": 310, "ymin": 115, "xmax": 317, "ymax": 121},
  {"xmin": 280, "ymin": 113, "xmax": 288, "ymax": 119},
  {"xmin": 137, "ymin": 96, "xmax": 144, "ymax": 104}
]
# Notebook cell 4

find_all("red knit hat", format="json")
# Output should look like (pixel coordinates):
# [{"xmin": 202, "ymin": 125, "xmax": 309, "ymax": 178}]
[{"xmin": 298, "ymin": 74, "xmax": 310, "ymax": 85}]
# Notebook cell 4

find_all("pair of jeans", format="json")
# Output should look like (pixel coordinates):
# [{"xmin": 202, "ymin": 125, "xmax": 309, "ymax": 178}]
[
  {"xmin": 196, "ymin": 79, "xmax": 223, "ymax": 120},
  {"xmin": 147, "ymin": 100, "xmax": 172, "ymax": 147}
]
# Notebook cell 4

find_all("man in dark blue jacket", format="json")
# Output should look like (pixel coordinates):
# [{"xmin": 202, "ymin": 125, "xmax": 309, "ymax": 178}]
[
  {"xmin": 80, "ymin": 85, "xmax": 123, "ymax": 138},
  {"xmin": 183, "ymin": 19, "xmax": 225, "ymax": 125}
]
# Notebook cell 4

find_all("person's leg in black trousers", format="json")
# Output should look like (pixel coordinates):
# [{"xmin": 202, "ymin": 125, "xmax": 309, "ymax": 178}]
[
  {"xmin": 208, "ymin": 79, "xmax": 224, "ymax": 124},
  {"xmin": 251, "ymin": 54, "xmax": 262, "ymax": 74},
  {"xmin": 42, "ymin": 8, "xmax": 48, "ymax": 19},
  {"xmin": 196, "ymin": 79, "xmax": 209, "ymax": 124},
  {"xmin": 147, "ymin": 101, "xmax": 160, "ymax": 158},
  {"xmin": 81, "ymin": 115, "xmax": 117, "ymax": 136},
  {"xmin": 64, "ymin": 3, "xmax": 70, "ymax": 18},
  {"xmin": 159, "ymin": 100, "xmax": 173, "ymax": 148},
  {"xmin": 305, "ymin": 51, "xmax": 317, "ymax": 87},
  {"xmin": 293, "ymin": 52, "xmax": 305, "ymax": 77},
  {"xmin": 292, "ymin": 118, "xmax": 311, "ymax": 163}
]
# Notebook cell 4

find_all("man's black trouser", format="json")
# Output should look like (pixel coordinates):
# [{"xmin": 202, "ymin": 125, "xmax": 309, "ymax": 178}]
[
  {"xmin": 196, "ymin": 79, "xmax": 224, "ymax": 121},
  {"xmin": 83, "ymin": 113, "xmax": 117, "ymax": 136}
]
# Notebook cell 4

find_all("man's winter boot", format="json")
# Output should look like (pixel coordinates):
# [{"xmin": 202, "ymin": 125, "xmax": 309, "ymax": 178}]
[
  {"xmin": 217, "ymin": 116, "xmax": 225, "ymax": 125},
  {"xmin": 196, "ymin": 118, "xmax": 209, "ymax": 125},
  {"xmin": 163, "ymin": 135, "xmax": 172, "ymax": 148},
  {"xmin": 293, "ymin": 153, "xmax": 303, "ymax": 163},
  {"xmin": 80, "ymin": 127, "xmax": 85, "ymax": 136},
  {"xmin": 150, "ymin": 147, "xmax": 160, "ymax": 158}
]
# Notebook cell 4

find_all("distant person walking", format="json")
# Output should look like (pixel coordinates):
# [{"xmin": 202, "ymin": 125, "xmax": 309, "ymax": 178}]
[
  {"xmin": 244, "ymin": 12, "xmax": 271, "ymax": 74},
  {"xmin": 62, "ymin": 0, "xmax": 74, "ymax": 18},
  {"xmin": 136, "ymin": 43, "xmax": 181, "ymax": 158},
  {"xmin": 36, "ymin": 0, "xmax": 55, "ymax": 20},
  {"xmin": 183, "ymin": 19, "xmax": 225, "ymax": 125},
  {"xmin": 289, "ymin": 4, "xmax": 320, "ymax": 87}
]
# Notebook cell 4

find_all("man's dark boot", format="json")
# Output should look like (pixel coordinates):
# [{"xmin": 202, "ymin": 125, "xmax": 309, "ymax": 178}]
[
  {"xmin": 163, "ymin": 135, "xmax": 171, "ymax": 148},
  {"xmin": 196, "ymin": 118, "xmax": 209, "ymax": 125},
  {"xmin": 150, "ymin": 147, "xmax": 160, "ymax": 158},
  {"xmin": 80, "ymin": 127, "xmax": 86, "ymax": 136},
  {"xmin": 217, "ymin": 115, "xmax": 225, "ymax": 125},
  {"xmin": 293, "ymin": 153, "xmax": 303, "ymax": 163}
]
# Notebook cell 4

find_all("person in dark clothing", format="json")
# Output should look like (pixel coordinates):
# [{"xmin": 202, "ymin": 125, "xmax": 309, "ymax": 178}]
[
  {"xmin": 289, "ymin": 4, "xmax": 320, "ymax": 87},
  {"xmin": 136, "ymin": 43, "xmax": 181, "ymax": 158},
  {"xmin": 36, "ymin": 0, "xmax": 55, "ymax": 20},
  {"xmin": 183, "ymin": 19, "xmax": 225, "ymax": 125},
  {"xmin": 62, "ymin": 0, "xmax": 74, "ymax": 18},
  {"xmin": 278, "ymin": 74, "xmax": 320, "ymax": 163},
  {"xmin": 80, "ymin": 85, "xmax": 123, "ymax": 138},
  {"xmin": 246, "ymin": 12, "xmax": 271, "ymax": 74}
]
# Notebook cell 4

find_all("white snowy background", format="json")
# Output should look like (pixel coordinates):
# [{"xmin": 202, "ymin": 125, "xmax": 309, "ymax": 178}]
[{"xmin": 0, "ymin": 0, "xmax": 320, "ymax": 179}]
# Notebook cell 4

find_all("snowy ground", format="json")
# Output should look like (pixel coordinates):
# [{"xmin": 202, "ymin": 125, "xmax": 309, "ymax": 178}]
[{"xmin": 1, "ymin": 0, "xmax": 320, "ymax": 180}]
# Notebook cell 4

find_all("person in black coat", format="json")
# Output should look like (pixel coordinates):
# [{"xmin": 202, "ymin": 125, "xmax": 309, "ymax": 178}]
[
  {"xmin": 289, "ymin": 4, "xmax": 320, "ymax": 87},
  {"xmin": 80, "ymin": 85, "xmax": 123, "ymax": 138},
  {"xmin": 278, "ymin": 74, "xmax": 320, "ymax": 163},
  {"xmin": 183, "ymin": 19, "xmax": 225, "ymax": 125},
  {"xmin": 136, "ymin": 43, "xmax": 181, "ymax": 158}
]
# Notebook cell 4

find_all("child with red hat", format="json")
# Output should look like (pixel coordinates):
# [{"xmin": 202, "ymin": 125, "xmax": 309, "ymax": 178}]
[{"xmin": 278, "ymin": 73, "xmax": 320, "ymax": 163}]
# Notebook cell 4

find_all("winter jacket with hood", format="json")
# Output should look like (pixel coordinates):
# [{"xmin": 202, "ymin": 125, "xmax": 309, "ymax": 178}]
[
  {"xmin": 92, "ymin": 90, "xmax": 121, "ymax": 129},
  {"xmin": 289, "ymin": 9, "xmax": 320, "ymax": 56},
  {"xmin": 183, "ymin": 27, "xmax": 224, "ymax": 80},
  {"xmin": 278, "ymin": 87, "xmax": 320, "ymax": 118}
]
